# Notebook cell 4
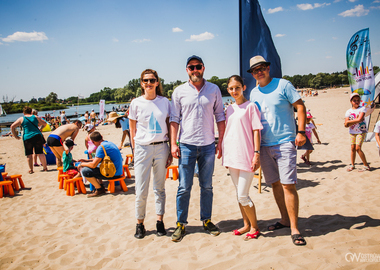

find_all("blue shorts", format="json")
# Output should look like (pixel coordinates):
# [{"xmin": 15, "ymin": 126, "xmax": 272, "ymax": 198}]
[{"xmin": 260, "ymin": 141, "xmax": 297, "ymax": 185}]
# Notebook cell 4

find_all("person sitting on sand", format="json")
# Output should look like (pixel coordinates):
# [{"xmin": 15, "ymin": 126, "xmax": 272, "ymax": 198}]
[
  {"xmin": 62, "ymin": 138, "xmax": 80, "ymax": 179},
  {"xmin": 46, "ymin": 120, "xmax": 82, "ymax": 167},
  {"xmin": 78, "ymin": 131, "xmax": 123, "ymax": 197}
]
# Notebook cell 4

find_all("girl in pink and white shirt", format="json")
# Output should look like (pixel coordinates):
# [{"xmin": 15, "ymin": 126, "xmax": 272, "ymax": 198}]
[{"xmin": 222, "ymin": 75, "xmax": 263, "ymax": 240}]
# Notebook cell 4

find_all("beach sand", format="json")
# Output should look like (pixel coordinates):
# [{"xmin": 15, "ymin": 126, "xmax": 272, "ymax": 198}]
[{"xmin": 1, "ymin": 87, "xmax": 379, "ymax": 269}]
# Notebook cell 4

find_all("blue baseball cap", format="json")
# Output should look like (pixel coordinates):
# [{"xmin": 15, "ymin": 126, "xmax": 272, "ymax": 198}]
[{"xmin": 186, "ymin": 55, "xmax": 204, "ymax": 66}]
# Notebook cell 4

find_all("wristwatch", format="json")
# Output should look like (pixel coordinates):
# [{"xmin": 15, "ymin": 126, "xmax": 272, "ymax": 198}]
[
  {"xmin": 254, "ymin": 151, "xmax": 260, "ymax": 154},
  {"xmin": 297, "ymin": 131, "xmax": 306, "ymax": 135}
]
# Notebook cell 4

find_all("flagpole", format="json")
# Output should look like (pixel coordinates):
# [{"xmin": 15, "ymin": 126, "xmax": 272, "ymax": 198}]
[{"xmin": 239, "ymin": 0, "xmax": 243, "ymax": 78}]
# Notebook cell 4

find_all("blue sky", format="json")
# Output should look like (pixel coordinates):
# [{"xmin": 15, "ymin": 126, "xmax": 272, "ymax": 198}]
[{"xmin": 1, "ymin": 0, "xmax": 379, "ymax": 101}]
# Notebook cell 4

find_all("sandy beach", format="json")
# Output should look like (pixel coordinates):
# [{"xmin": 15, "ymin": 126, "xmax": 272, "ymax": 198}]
[{"xmin": 0, "ymin": 87, "xmax": 379, "ymax": 269}]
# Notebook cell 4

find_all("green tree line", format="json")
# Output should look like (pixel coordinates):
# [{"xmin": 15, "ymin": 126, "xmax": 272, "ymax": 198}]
[{"xmin": 3, "ymin": 67, "xmax": 379, "ymax": 114}]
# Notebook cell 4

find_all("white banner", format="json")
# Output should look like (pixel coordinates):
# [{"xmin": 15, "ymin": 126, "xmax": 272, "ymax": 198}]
[{"xmin": 99, "ymin": 99, "xmax": 105, "ymax": 120}]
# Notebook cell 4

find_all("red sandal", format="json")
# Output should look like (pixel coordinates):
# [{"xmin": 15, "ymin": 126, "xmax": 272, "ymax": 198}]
[{"xmin": 244, "ymin": 229, "xmax": 260, "ymax": 240}]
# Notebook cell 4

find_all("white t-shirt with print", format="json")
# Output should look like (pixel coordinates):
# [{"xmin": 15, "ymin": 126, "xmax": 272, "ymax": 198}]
[
  {"xmin": 374, "ymin": 121, "xmax": 380, "ymax": 148},
  {"xmin": 129, "ymin": 95, "xmax": 170, "ymax": 145},
  {"xmin": 345, "ymin": 106, "xmax": 367, "ymax": 134}
]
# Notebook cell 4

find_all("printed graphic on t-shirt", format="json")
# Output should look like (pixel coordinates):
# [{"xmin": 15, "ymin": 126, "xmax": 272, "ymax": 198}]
[
  {"xmin": 348, "ymin": 113, "xmax": 366, "ymax": 133},
  {"xmin": 260, "ymin": 101, "xmax": 274, "ymax": 126},
  {"xmin": 148, "ymin": 112, "xmax": 162, "ymax": 134}
]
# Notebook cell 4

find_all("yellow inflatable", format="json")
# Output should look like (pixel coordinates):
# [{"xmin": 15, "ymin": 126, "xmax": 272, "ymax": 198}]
[{"xmin": 42, "ymin": 124, "xmax": 51, "ymax": 132}]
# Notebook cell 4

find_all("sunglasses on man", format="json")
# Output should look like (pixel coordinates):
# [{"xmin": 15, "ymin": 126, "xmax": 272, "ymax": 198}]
[
  {"xmin": 187, "ymin": 64, "xmax": 203, "ymax": 71},
  {"xmin": 251, "ymin": 65, "xmax": 268, "ymax": 75}
]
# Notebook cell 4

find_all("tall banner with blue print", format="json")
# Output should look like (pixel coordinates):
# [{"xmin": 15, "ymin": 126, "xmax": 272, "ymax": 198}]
[
  {"xmin": 239, "ymin": 0, "xmax": 282, "ymax": 98},
  {"xmin": 346, "ymin": 29, "xmax": 376, "ymax": 125}
]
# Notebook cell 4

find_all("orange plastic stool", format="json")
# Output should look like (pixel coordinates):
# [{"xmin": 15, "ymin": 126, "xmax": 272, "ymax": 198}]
[
  {"xmin": 107, "ymin": 177, "xmax": 128, "ymax": 193},
  {"xmin": 2, "ymin": 172, "xmax": 8, "ymax": 178},
  {"xmin": 166, "ymin": 165, "xmax": 179, "ymax": 181},
  {"xmin": 65, "ymin": 177, "xmax": 86, "ymax": 196},
  {"xmin": 5, "ymin": 174, "xmax": 25, "ymax": 191},
  {"xmin": 124, "ymin": 154, "xmax": 133, "ymax": 165},
  {"xmin": 57, "ymin": 167, "xmax": 64, "ymax": 182},
  {"xmin": 0, "ymin": 181, "xmax": 15, "ymax": 198},
  {"xmin": 59, "ymin": 174, "xmax": 70, "ymax": 189},
  {"xmin": 122, "ymin": 165, "xmax": 132, "ymax": 178}
]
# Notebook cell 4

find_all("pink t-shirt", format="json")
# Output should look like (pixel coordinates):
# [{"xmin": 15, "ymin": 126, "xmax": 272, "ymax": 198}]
[{"xmin": 222, "ymin": 101, "xmax": 263, "ymax": 172}]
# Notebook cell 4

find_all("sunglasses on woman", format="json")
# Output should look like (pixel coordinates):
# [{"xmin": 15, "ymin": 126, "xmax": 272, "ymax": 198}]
[{"xmin": 142, "ymin": 78, "xmax": 157, "ymax": 84}]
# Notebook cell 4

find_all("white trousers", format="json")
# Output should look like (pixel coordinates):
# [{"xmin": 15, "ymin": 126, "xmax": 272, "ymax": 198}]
[
  {"xmin": 134, "ymin": 143, "xmax": 169, "ymax": 220},
  {"xmin": 228, "ymin": 168, "xmax": 254, "ymax": 207}
]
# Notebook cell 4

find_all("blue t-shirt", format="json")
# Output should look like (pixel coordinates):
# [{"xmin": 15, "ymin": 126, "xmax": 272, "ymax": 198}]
[
  {"xmin": 250, "ymin": 78, "xmax": 301, "ymax": 147},
  {"xmin": 120, "ymin": 117, "xmax": 129, "ymax": 131},
  {"xmin": 95, "ymin": 141, "xmax": 123, "ymax": 176}
]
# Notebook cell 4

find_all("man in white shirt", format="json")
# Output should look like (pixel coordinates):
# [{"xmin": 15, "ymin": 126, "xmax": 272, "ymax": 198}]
[{"xmin": 170, "ymin": 55, "xmax": 226, "ymax": 242}]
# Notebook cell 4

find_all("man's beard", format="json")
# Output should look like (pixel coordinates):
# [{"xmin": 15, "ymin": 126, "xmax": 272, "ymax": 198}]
[{"xmin": 189, "ymin": 73, "xmax": 203, "ymax": 83}]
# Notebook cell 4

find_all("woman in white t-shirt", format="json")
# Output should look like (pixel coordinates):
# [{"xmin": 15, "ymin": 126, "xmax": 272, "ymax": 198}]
[
  {"xmin": 129, "ymin": 69, "xmax": 172, "ymax": 239},
  {"xmin": 222, "ymin": 75, "xmax": 263, "ymax": 240},
  {"xmin": 344, "ymin": 93, "xmax": 370, "ymax": 171}
]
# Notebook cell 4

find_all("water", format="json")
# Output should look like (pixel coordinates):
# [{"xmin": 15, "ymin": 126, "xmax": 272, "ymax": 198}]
[
  {"xmin": 0, "ymin": 103, "xmax": 127, "ymax": 124},
  {"xmin": 1, "ymin": 98, "xmax": 236, "ymax": 135},
  {"xmin": 0, "ymin": 103, "xmax": 129, "ymax": 136}
]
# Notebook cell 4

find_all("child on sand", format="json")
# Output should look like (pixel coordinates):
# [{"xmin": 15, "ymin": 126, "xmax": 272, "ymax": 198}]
[
  {"xmin": 222, "ymin": 75, "xmax": 263, "ymax": 240},
  {"xmin": 62, "ymin": 138, "xmax": 80, "ymax": 178},
  {"xmin": 344, "ymin": 93, "xmax": 370, "ymax": 172},
  {"xmin": 300, "ymin": 111, "xmax": 321, "ymax": 166}
]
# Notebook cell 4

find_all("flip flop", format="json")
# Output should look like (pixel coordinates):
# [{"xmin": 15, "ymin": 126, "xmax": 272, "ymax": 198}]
[
  {"xmin": 244, "ymin": 230, "xmax": 260, "ymax": 241},
  {"xmin": 232, "ymin": 230, "xmax": 242, "ymax": 235},
  {"xmin": 291, "ymin": 234, "xmax": 307, "ymax": 246},
  {"xmin": 28, "ymin": 170, "xmax": 34, "ymax": 174},
  {"xmin": 267, "ymin": 222, "xmax": 290, "ymax": 231}
]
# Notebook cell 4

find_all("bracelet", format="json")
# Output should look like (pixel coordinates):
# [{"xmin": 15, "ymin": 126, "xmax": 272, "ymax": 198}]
[
  {"xmin": 297, "ymin": 131, "xmax": 306, "ymax": 135},
  {"xmin": 254, "ymin": 151, "xmax": 260, "ymax": 154}
]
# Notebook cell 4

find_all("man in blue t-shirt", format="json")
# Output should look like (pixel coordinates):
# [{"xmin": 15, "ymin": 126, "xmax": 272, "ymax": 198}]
[
  {"xmin": 79, "ymin": 131, "xmax": 123, "ymax": 197},
  {"xmin": 248, "ymin": 55, "xmax": 307, "ymax": 246}
]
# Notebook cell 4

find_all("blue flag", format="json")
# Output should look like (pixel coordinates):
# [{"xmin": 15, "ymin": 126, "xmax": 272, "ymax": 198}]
[{"xmin": 239, "ymin": 0, "xmax": 282, "ymax": 97}]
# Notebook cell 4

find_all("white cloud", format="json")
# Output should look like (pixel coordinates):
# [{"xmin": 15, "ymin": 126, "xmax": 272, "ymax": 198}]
[
  {"xmin": 268, "ymin": 7, "xmax": 283, "ymax": 14},
  {"xmin": 172, "ymin": 27, "xmax": 183, "ymax": 33},
  {"xmin": 185, "ymin": 32, "xmax": 214, "ymax": 42},
  {"xmin": 373, "ymin": 0, "xmax": 380, "ymax": 3},
  {"xmin": 297, "ymin": 3, "xmax": 330, "ymax": 10},
  {"xmin": 298, "ymin": 4, "xmax": 313, "ymax": 10},
  {"xmin": 275, "ymin": 34, "xmax": 286, "ymax": 37},
  {"xmin": 1, "ymin": 31, "xmax": 48, "ymax": 42},
  {"xmin": 326, "ymin": 56, "xmax": 332, "ymax": 58},
  {"xmin": 333, "ymin": 0, "xmax": 342, "ymax": 2},
  {"xmin": 339, "ymin": 5, "xmax": 369, "ymax": 17},
  {"xmin": 307, "ymin": 39, "xmax": 315, "ymax": 42},
  {"xmin": 132, "ymin": 39, "xmax": 151, "ymax": 43},
  {"xmin": 332, "ymin": 37, "xmax": 338, "ymax": 40},
  {"xmin": 370, "ymin": 5, "xmax": 380, "ymax": 9},
  {"xmin": 112, "ymin": 38, "xmax": 119, "ymax": 42},
  {"xmin": 348, "ymin": 0, "xmax": 358, "ymax": 2}
]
